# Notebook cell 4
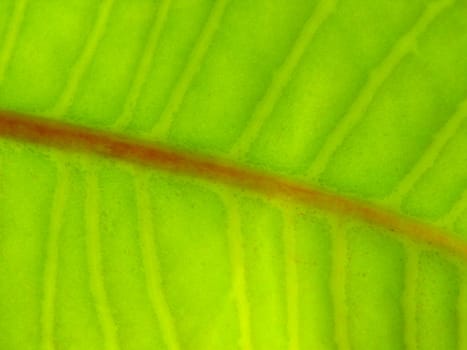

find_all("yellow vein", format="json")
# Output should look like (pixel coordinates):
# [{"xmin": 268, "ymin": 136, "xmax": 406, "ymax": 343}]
[
  {"xmin": 403, "ymin": 244, "xmax": 418, "ymax": 350},
  {"xmin": 458, "ymin": 269, "xmax": 467, "ymax": 350},
  {"xmin": 229, "ymin": 0, "xmax": 337, "ymax": 157},
  {"xmin": 377, "ymin": 103, "xmax": 467, "ymax": 350},
  {"xmin": 330, "ymin": 221, "xmax": 350, "ymax": 350},
  {"xmin": 149, "ymin": 0, "xmax": 230, "ymax": 139},
  {"xmin": 438, "ymin": 188, "xmax": 467, "ymax": 228},
  {"xmin": 49, "ymin": 0, "xmax": 115, "ymax": 116},
  {"xmin": 439, "ymin": 215, "xmax": 467, "ymax": 350},
  {"xmin": 220, "ymin": 190, "xmax": 253, "ymax": 350},
  {"xmin": 111, "ymin": 3, "xmax": 180, "ymax": 346},
  {"xmin": 386, "ymin": 98, "xmax": 467, "ymax": 207},
  {"xmin": 0, "ymin": 0, "xmax": 28, "ymax": 83},
  {"xmin": 5, "ymin": 111, "xmax": 467, "ymax": 261},
  {"xmin": 134, "ymin": 172, "xmax": 181, "ymax": 350},
  {"xmin": 84, "ymin": 166, "xmax": 120, "ymax": 350},
  {"xmin": 306, "ymin": 0, "xmax": 454, "ymax": 179},
  {"xmin": 113, "ymin": 0, "xmax": 172, "ymax": 130},
  {"xmin": 281, "ymin": 207, "xmax": 299, "ymax": 350},
  {"xmin": 41, "ymin": 163, "xmax": 69, "ymax": 350},
  {"xmin": 47, "ymin": 3, "xmax": 116, "ymax": 346},
  {"xmin": 380, "ymin": 98, "xmax": 467, "ymax": 350}
]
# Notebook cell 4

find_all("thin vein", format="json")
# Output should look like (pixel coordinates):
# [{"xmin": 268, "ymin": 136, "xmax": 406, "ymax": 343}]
[
  {"xmin": 438, "ymin": 188, "xmax": 467, "ymax": 228},
  {"xmin": 44, "ymin": 2, "xmax": 116, "ymax": 345},
  {"xmin": 380, "ymin": 88, "xmax": 466, "ymax": 350},
  {"xmin": 440, "ymin": 220, "xmax": 465, "ymax": 350},
  {"xmin": 113, "ymin": 0, "xmax": 172, "ymax": 130},
  {"xmin": 49, "ymin": 0, "xmax": 115, "ymax": 116},
  {"xmin": 0, "ymin": 0, "xmax": 28, "ymax": 83},
  {"xmin": 134, "ymin": 172, "xmax": 181, "ymax": 350},
  {"xmin": 2, "ymin": 111, "xmax": 467, "ymax": 261},
  {"xmin": 149, "ymin": 0, "xmax": 230, "ymax": 139},
  {"xmin": 84, "ymin": 166, "xmax": 120, "ymax": 350},
  {"xmin": 281, "ymin": 207, "xmax": 299, "ymax": 350},
  {"xmin": 220, "ymin": 190, "xmax": 253, "ymax": 350},
  {"xmin": 403, "ymin": 245, "xmax": 418, "ymax": 350},
  {"xmin": 112, "ymin": 3, "xmax": 179, "ymax": 345},
  {"xmin": 306, "ymin": 0, "xmax": 454, "ymax": 179},
  {"xmin": 330, "ymin": 221, "xmax": 350, "ymax": 350},
  {"xmin": 41, "ymin": 163, "xmax": 69, "ymax": 350},
  {"xmin": 458, "ymin": 269, "xmax": 467, "ymax": 350},
  {"xmin": 229, "ymin": 0, "xmax": 336, "ymax": 157},
  {"xmin": 387, "ymin": 98, "xmax": 467, "ymax": 207}
]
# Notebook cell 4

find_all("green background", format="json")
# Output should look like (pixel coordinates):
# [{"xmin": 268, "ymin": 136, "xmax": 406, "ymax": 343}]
[{"xmin": 0, "ymin": 0, "xmax": 467, "ymax": 349}]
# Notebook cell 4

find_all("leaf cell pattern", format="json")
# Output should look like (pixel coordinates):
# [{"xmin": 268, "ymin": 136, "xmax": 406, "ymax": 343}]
[{"xmin": 1, "ymin": 0, "xmax": 467, "ymax": 349}]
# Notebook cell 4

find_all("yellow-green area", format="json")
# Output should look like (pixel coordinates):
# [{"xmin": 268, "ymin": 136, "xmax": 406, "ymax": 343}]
[{"xmin": 1, "ymin": 0, "xmax": 467, "ymax": 349}]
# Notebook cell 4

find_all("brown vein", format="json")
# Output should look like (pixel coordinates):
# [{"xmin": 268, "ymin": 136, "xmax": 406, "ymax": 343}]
[
  {"xmin": 1, "ymin": 110, "xmax": 467, "ymax": 262},
  {"xmin": 41, "ymin": 2, "xmax": 117, "ymax": 346},
  {"xmin": 383, "ymin": 99, "xmax": 467, "ymax": 350},
  {"xmin": 437, "ymin": 210, "xmax": 467, "ymax": 350},
  {"xmin": 108, "ymin": 3, "xmax": 181, "ymax": 346}
]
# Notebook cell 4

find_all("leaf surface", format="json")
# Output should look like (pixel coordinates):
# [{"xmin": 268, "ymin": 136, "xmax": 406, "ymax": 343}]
[{"xmin": 1, "ymin": 0, "xmax": 467, "ymax": 349}]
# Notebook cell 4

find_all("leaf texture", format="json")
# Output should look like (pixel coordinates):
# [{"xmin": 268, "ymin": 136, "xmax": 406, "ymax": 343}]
[{"xmin": 1, "ymin": 0, "xmax": 467, "ymax": 349}]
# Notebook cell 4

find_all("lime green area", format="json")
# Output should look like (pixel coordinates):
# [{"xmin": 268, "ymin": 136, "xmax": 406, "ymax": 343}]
[
  {"xmin": 0, "ymin": 141, "xmax": 56, "ymax": 350},
  {"xmin": 55, "ymin": 166, "xmax": 103, "ymax": 350},
  {"xmin": 294, "ymin": 211, "xmax": 334, "ymax": 349},
  {"xmin": 347, "ymin": 224, "xmax": 405, "ymax": 350},
  {"xmin": 0, "ymin": 0, "xmax": 99, "ymax": 113},
  {"xmin": 67, "ymin": 0, "xmax": 158, "ymax": 127},
  {"xmin": 1, "ymin": 0, "xmax": 467, "ymax": 349},
  {"xmin": 248, "ymin": 0, "xmax": 426, "ymax": 175},
  {"xmin": 130, "ymin": 0, "xmax": 215, "ymax": 134},
  {"xmin": 417, "ymin": 251, "xmax": 459, "ymax": 350},
  {"xmin": 404, "ymin": 118, "xmax": 467, "ymax": 220},
  {"xmin": 238, "ymin": 198, "xmax": 287, "ymax": 350},
  {"xmin": 0, "ymin": 2, "xmax": 14, "ymax": 51},
  {"xmin": 147, "ymin": 174, "xmax": 238, "ymax": 349},
  {"xmin": 169, "ymin": 0, "xmax": 316, "ymax": 153}
]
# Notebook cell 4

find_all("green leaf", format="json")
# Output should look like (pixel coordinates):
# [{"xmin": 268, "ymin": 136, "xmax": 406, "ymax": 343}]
[{"xmin": 1, "ymin": 0, "xmax": 467, "ymax": 349}]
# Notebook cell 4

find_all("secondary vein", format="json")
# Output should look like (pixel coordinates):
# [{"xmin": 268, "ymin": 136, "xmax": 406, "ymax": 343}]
[
  {"xmin": 306, "ymin": 0, "xmax": 454, "ymax": 179},
  {"xmin": 1, "ymin": 110, "xmax": 467, "ymax": 262},
  {"xmin": 41, "ymin": 162, "xmax": 69, "ymax": 350},
  {"xmin": 84, "ymin": 165, "xmax": 120, "ymax": 350},
  {"xmin": 229, "ymin": 0, "xmax": 336, "ymax": 157},
  {"xmin": 149, "ymin": 0, "xmax": 230, "ymax": 138},
  {"xmin": 220, "ymin": 190, "xmax": 253, "ymax": 350},
  {"xmin": 134, "ymin": 172, "xmax": 181, "ymax": 350},
  {"xmin": 0, "ymin": 0, "xmax": 28, "ymax": 83}
]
